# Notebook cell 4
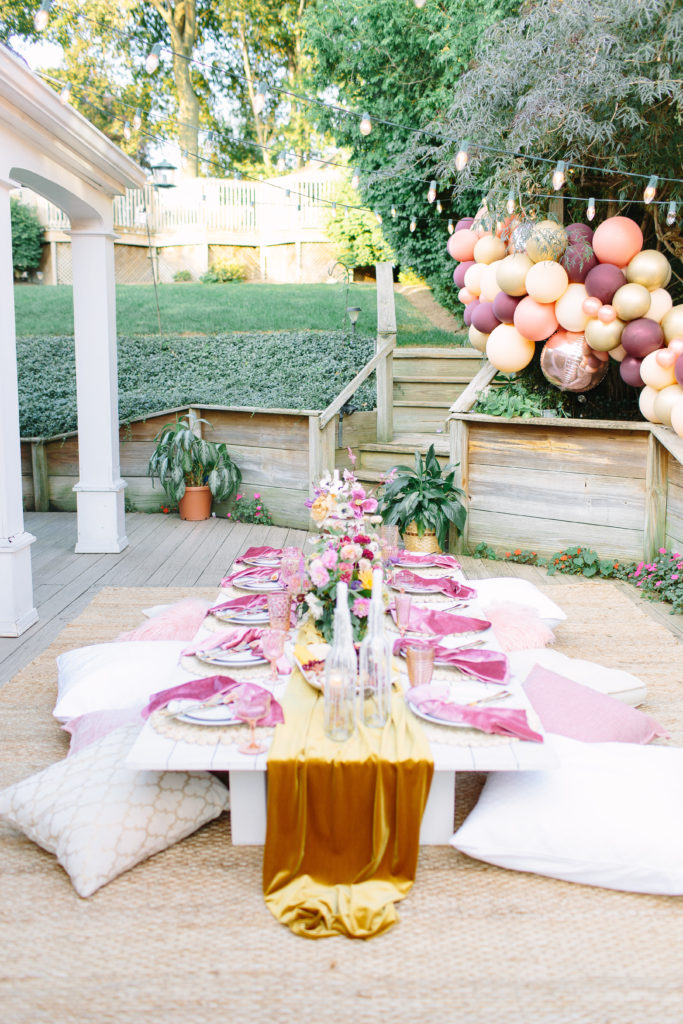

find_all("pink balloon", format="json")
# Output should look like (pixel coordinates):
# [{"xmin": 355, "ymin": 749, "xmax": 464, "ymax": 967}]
[
  {"xmin": 454, "ymin": 218, "xmax": 475, "ymax": 232},
  {"xmin": 582, "ymin": 296, "xmax": 601, "ymax": 317},
  {"xmin": 492, "ymin": 291, "xmax": 522, "ymax": 324},
  {"xmin": 620, "ymin": 355, "xmax": 645, "ymax": 388},
  {"xmin": 592, "ymin": 216, "xmax": 644, "ymax": 266},
  {"xmin": 669, "ymin": 339, "xmax": 683, "ymax": 356},
  {"xmin": 463, "ymin": 299, "xmax": 479, "ymax": 327},
  {"xmin": 514, "ymin": 296, "xmax": 559, "ymax": 342},
  {"xmin": 676, "ymin": 354, "xmax": 683, "ymax": 387},
  {"xmin": 458, "ymin": 287, "xmax": 475, "ymax": 305},
  {"xmin": 453, "ymin": 260, "xmax": 474, "ymax": 289},
  {"xmin": 471, "ymin": 300, "xmax": 501, "ymax": 335},
  {"xmin": 656, "ymin": 350, "xmax": 677, "ymax": 368},
  {"xmin": 447, "ymin": 229, "xmax": 477, "ymax": 262},
  {"xmin": 597, "ymin": 305, "xmax": 617, "ymax": 324}
]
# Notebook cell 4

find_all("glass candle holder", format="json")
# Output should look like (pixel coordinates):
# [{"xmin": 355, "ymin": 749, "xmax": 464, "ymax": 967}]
[
  {"xmin": 267, "ymin": 592, "xmax": 291, "ymax": 631},
  {"xmin": 405, "ymin": 646, "xmax": 435, "ymax": 687},
  {"xmin": 379, "ymin": 524, "xmax": 400, "ymax": 564}
]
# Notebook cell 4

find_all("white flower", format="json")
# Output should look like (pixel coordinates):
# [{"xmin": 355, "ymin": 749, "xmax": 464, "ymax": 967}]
[{"xmin": 305, "ymin": 593, "xmax": 324, "ymax": 619}]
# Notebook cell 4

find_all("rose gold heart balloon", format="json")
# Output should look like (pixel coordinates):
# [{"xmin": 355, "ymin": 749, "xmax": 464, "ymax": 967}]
[{"xmin": 598, "ymin": 304, "xmax": 617, "ymax": 324}]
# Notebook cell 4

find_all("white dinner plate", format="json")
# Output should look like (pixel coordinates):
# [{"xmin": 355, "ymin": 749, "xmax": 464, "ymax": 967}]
[
  {"xmin": 196, "ymin": 649, "xmax": 268, "ymax": 668},
  {"xmin": 232, "ymin": 578, "xmax": 285, "ymax": 593},
  {"xmin": 213, "ymin": 609, "xmax": 270, "ymax": 625},
  {"xmin": 167, "ymin": 700, "xmax": 240, "ymax": 726},
  {"xmin": 389, "ymin": 581, "xmax": 442, "ymax": 595},
  {"xmin": 242, "ymin": 556, "xmax": 281, "ymax": 568},
  {"xmin": 394, "ymin": 557, "xmax": 440, "ymax": 569},
  {"xmin": 407, "ymin": 700, "xmax": 472, "ymax": 730},
  {"xmin": 294, "ymin": 656, "xmax": 324, "ymax": 691}
]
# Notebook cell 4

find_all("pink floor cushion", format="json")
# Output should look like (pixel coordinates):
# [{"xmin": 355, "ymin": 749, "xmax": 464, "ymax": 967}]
[
  {"xmin": 116, "ymin": 598, "xmax": 212, "ymax": 642},
  {"xmin": 480, "ymin": 601, "xmax": 555, "ymax": 652},
  {"xmin": 522, "ymin": 664, "xmax": 668, "ymax": 744},
  {"xmin": 63, "ymin": 707, "xmax": 144, "ymax": 755}
]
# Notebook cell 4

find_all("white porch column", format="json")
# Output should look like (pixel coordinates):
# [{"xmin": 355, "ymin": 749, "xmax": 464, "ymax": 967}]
[
  {"xmin": 0, "ymin": 183, "xmax": 38, "ymax": 636},
  {"xmin": 69, "ymin": 227, "xmax": 127, "ymax": 553}
]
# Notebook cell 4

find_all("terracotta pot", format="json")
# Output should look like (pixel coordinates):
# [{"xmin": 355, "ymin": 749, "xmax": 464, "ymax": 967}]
[
  {"xmin": 402, "ymin": 521, "xmax": 441, "ymax": 554},
  {"xmin": 178, "ymin": 485, "xmax": 212, "ymax": 521}
]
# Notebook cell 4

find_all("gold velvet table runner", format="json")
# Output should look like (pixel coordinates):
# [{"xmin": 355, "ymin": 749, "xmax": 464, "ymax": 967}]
[{"xmin": 263, "ymin": 648, "xmax": 434, "ymax": 939}]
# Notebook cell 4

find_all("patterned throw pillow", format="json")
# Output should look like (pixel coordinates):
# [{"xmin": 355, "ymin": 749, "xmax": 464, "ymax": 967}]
[{"xmin": 0, "ymin": 725, "xmax": 229, "ymax": 897}]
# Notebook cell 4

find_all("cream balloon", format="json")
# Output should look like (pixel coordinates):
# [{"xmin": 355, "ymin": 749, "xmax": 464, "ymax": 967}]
[
  {"xmin": 653, "ymin": 384, "xmax": 683, "ymax": 427},
  {"xmin": 584, "ymin": 316, "xmax": 625, "ymax": 352},
  {"xmin": 608, "ymin": 344, "xmax": 627, "ymax": 362},
  {"xmin": 644, "ymin": 288, "xmax": 673, "ymax": 324},
  {"xmin": 473, "ymin": 234, "xmax": 507, "ymax": 265},
  {"xmin": 525, "ymin": 261, "xmax": 569, "ymax": 304},
  {"xmin": 639, "ymin": 385, "xmax": 662, "ymax": 423},
  {"xmin": 625, "ymin": 249, "xmax": 671, "ymax": 291},
  {"xmin": 525, "ymin": 220, "xmax": 568, "ymax": 263},
  {"xmin": 671, "ymin": 398, "xmax": 683, "ymax": 440},
  {"xmin": 555, "ymin": 283, "xmax": 590, "ymax": 333},
  {"xmin": 612, "ymin": 283, "xmax": 651, "ymax": 322},
  {"xmin": 496, "ymin": 253, "xmax": 533, "ymax": 296},
  {"xmin": 464, "ymin": 262, "xmax": 485, "ymax": 297},
  {"xmin": 662, "ymin": 306, "xmax": 683, "ymax": 344},
  {"xmin": 479, "ymin": 260, "xmax": 503, "ymax": 302},
  {"xmin": 468, "ymin": 324, "xmax": 489, "ymax": 353},
  {"xmin": 486, "ymin": 324, "xmax": 535, "ymax": 373},
  {"xmin": 640, "ymin": 349, "xmax": 677, "ymax": 390}
]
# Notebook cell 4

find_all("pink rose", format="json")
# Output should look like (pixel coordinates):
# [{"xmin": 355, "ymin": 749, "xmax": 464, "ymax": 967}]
[
  {"xmin": 321, "ymin": 548, "xmax": 338, "ymax": 570},
  {"xmin": 340, "ymin": 543, "xmax": 360, "ymax": 562},
  {"xmin": 339, "ymin": 562, "xmax": 353, "ymax": 583},
  {"xmin": 309, "ymin": 559, "xmax": 330, "ymax": 588},
  {"xmin": 254, "ymin": 493, "xmax": 260, "ymax": 499}
]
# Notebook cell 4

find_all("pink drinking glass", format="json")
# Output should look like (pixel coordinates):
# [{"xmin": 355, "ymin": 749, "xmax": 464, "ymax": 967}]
[
  {"xmin": 379, "ymin": 524, "xmax": 400, "ymax": 564},
  {"xmin": 237, "ymin": 690, "xmax": 272, "ymax": 755},
  {"xmin": 267, "ymin": 592, "xmax": 291, "ymax": 631},
  {"xmin": 261, "ymin": 628, "xmax": 286, "ymax": 681},
  {"xmin": 279, "ymin": 548, "xmax": 304, "ymax": 591},
  {"xmin": 394, "ymin": 592, "xmax": 413, "ymax": 637},
  {"xmin": 405, "ymin": 646, "xmax": 435, "ymax": 687}
]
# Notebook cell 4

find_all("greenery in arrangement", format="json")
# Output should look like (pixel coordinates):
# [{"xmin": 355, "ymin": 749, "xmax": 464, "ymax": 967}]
[
  {"xmin": 200, "ymin": 258, "xmax": 248, "ymax": 284},
  {"xmin": 10, "ymin": 199, "xmax": 44, "ymax": 278},
  {"xmin": 225, "ymin": 492, "xmax": 273, "ymax": 525},
  {"xmin": 378, "ymin": 445, "xmax": 467, "ymax": 552},
  {"xmin": 147, "ymin": 417, "xmax": 242, "ymax": 504}
]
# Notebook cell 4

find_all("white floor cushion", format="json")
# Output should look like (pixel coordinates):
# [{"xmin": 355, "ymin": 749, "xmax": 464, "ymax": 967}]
[
  {"xmin": 0, "ymin": 724, "xmax": 229, "ymax": 898},
  {"xmin": 474, "ymin": 577, "xmax": 567, "ymax": 629},
  {"xmin": 54, "ymin": 641, "xmax": 188, "ymax": 721},
  {"xmin": 508, "ymin": 647, "xmax": 647, "ymax": 706},
  {"xmin": 452, "ymin": 736, "xmax": 683, "ymax": 894}
]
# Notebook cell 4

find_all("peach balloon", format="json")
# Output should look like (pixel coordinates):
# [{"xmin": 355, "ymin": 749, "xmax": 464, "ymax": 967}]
[
  {"xmin": 644, "ymin": 288, "xmax": 673, "ymax": 324},
  {"xmin": 496, "ymin": 253, "xmax": 533, "ymax": 296},
  {"xmin": 638, "ymin": 386, "xmax": 662, "ymax": 424},
  {"xmin": 486, "ymin": 324, "xmax": 536, "ymax": 373},
  {"xmin": 612, "ymin": 283, "xmax": 651, "ymax": 322},
  {"xmin": 592, "ymin": 216, "xmax": 643, "ymax": 266},
  {"xmin": 653, "ymin": 384, "xmax": 683, "ymax": 427},
  {"xmin": 671, "ymin": 398, "xmax": 683, "ymax": 440},
  {"xmin": 514, "ymin": 296, "xmax": 559, "ymax": 342},
  {"xmin": 608, "ymin": 344, "xmax": 627, "ymax": 362},
  {"xmin": 597, "ymin": 304, "xmax": 617, "ymax": 324},
  {"xmin": 662, "ymin": 306, "xmax": 683, "ymax": 344},
  {"xmin": 555, "ymin": 284, "xmax": 590, "ymax": 332},
  {"xmin": 458, "ymin": 287, "xmax": 475, "ymax": 305},
  {"xmin": 669, "ymin": 339, "xmax": 683, "ymax": 356},
  {"xmin": 525, "ymin": 260, "xmax": 569, "ymax": 304},
  {"xmin": 447, "ymin": 229, "xmax": 478, "ymax": 262},
  {"xmin": 474, "ymin": 234, "xmax": 507, "ymax": 265},
  {"xmin": 464, "ymin": 262, "xmax": 485, "ymax": 297},
  {"xmin": 656, "ymin": 349, "xmax": 677, "ymax": 369},
  {"xmin": 582, "ymin": 296, "xmax": 602, "ymax": 317},
  {"xmin": 640, "ymin": 350, "xmax": 677, "ymax": 390},
  {"xmin": 479, "ymin": 260, "xmax": 503, "ymax": 302},
  {"xmin": 468, "ymin": 324, "xmax": 489, "ymax": 353}
]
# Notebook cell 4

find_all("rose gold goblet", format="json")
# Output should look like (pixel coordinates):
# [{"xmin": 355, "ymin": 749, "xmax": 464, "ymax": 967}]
[
  {"xmin": 238, "ymin": 691, "xmax": 272, "ymax": 755},
  {"xmin": 261, "ymin": 628, "xmax": 286, "ymax": 681},
  {"xmin": 394, "ymin": 592, "xmax": 413, "ymax": 637}
]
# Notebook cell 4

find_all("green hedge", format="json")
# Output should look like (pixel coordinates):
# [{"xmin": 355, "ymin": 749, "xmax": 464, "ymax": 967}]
[{"xmin": 17, "ymin": 331, "xmax": 376, "ymax": 438}]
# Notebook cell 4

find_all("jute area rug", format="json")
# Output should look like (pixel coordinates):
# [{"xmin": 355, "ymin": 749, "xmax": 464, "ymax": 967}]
[{"xmin": 2, "ymin": 584, "xmax": 683, "ymax": 1024}]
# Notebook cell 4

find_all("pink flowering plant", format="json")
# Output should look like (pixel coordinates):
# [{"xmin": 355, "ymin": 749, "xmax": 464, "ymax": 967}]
[
  {"xmin": 225, "ymin": 492, "xmax": 273, "ymax": 525},
  {"xmin": 303, "ymin": 526, "xmax": 384, "ymax": 643},
  {"xmin": 630, "ymin": 549, "xmax": 683, "ymax": 614}
]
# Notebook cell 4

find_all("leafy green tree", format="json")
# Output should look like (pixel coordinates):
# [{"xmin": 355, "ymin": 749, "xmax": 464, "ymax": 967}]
[
  {"xmin": 325, "ymin": 179, "xmax": 394, "ymax": 270},
  {"xmin": 10, "ymin": 198, "xmax": 44, "ymax": 277}
]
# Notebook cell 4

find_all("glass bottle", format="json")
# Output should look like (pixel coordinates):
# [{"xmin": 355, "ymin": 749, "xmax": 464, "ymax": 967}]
[
  {"xmin": 323, "ymin": 580, "xmax": 357, "ymax": 741},
  {"xmin": 359, "ymin": 568, "xmax": 393, "ymax": 729}
]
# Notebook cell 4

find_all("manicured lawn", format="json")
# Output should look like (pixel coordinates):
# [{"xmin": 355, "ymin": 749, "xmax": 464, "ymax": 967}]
[{"xmin": 13, "ymin": 282, "xmax": 464, "ymax": 346}]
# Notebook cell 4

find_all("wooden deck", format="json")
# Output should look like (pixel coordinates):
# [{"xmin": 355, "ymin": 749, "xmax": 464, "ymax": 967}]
[{"xmin": 1, "ymin": 511, "xmax": 681, "ymax": 686}]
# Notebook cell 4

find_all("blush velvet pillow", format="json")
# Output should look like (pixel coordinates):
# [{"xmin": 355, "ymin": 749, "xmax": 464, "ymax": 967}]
[{"xmin": 116, "ymin": 598, "xmax": 212, "ymax": 642}]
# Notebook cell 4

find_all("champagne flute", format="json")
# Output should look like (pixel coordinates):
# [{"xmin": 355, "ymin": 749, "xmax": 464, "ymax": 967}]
[
  {"xmin": 237, "ymin": 691, "xmax": 272, "ymax": 755},
  {"xmin": 261, "ymin": 628, "xmax": 286, "ymax": 681}
]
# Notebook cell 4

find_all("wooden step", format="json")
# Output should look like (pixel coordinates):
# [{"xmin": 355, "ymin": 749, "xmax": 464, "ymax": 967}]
[
  {"xmin": 393, "ymin": 379, "xmax": 467, "ymax": 404},
  {"xmin": 393, "ymin": 347, "xmax": 485, "ymax": 378}
]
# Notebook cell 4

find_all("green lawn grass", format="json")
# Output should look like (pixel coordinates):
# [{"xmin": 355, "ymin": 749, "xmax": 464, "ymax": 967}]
[{"xmin": 13, "ymin": 282, "xmax": 464, "ymax": 347}]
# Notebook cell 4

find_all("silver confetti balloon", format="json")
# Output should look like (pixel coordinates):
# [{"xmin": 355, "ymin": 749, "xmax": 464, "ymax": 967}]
[{"xmin": 510, "ymin": 222, "xmax": 534, "ymax": 253}]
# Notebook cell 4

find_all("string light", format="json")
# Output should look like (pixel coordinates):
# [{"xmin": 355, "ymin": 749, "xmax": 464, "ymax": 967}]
[
  {"xmin": 59, "ymin": 82, "xmax": 72, "ymax": 105},
  {"xmin": 447, "ymin": 219, "xmax": 454, "ymax": 234},
  {"xmin": 332, "ymin": 202, "xmax": 337, "ymax": 217},
  {"xmin": 374, "ymin": 209, "xmax": 382, "ymax": 224},
  {"xmin": 253, "ymin": 82, "xmax": 266, "ymax": 115},
  {"xmin": 667, "ymin": 201, "xmax": 677, "ymax": 226},
  {"xmin": 644, "ymin": 175, "xmax": 658, "ymax": 204},
  {"xmin": 391, "ymin": 205, "xmax": 397, "ymax": 219},
  {"xmin": 123, "ymin": 120, "xmax": 131, "ymax": 140},
  {"xmin": 276, "ymin": 152, "xmax": 286, "ymax": 172},
  {"xmin": 414, "ymin": 0, "xmax": 427, "ymax": 7},
  {"xmin": 506, "ymin": 190, "xmax": 515, "ymax": 215},
  {"xmin": 34, "ymin": 0, "xmax": 53, "ymax": 31},
  {"xmin": 551, "ymin": 160, "xmax": 566, "ymax": 191},
  {"xmin": 587, "ymin": 197, "xmax": 596, "ymax": 221},
  {"xmin": 145, "ymin": 43, "xmax": 162, "ymax": 74},
  {"xmin": 351, "ymin": 167, "xmax": 360, "ymax": 189},
  {"xmin": 359, "ymin": 112, "xmax": 372, "ymax": 136},
  {"xmin": 410, "ymin": 217, "xmax": 417, "ymax": 232},
  {"xmin": 427, "ymin": 179, "xmax": 437, "ymax": 203},
  {"xmin": 436, "ymin": 199, "xmax": 443, "ymax": 213},
  {"xmin": 455, "ymin": 141, "xmax": 469, "ymax": 172},
  {"xmin": 133, "ymin": 107, "xmax": 142, "ymax": 131}
]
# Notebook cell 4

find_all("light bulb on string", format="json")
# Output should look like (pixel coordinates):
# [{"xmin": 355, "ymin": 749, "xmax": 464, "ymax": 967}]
[
  {"xmin": 133, "ymin": 107, "xmax": 142, "ymax": 131},
  {"xmin": 436, "ymin": 199, "xmax": 443, "ymax": 214},
  {"xmin": 587, "ymin": 197, "xmax": 596, "ymax": 221},
  {"xmin": 34, "ymin": 0, "xmax": 53, "ymax": 31},
  {"xmin": 391, "ymin": 205, "xmax": 397, "ymax": 219},
  {"xmin": 447, "ymin": 219, "xmax": 454, "ymax": 234},
  {"xmin": 455, "ymin": 141, "xmax": 469, "ymax": 172},
  {"xmin": 351, "ymin": 167, "xmax": 360, "ymax": 190},
  {"xmin": 666, "ymin": 201, "xmax": 677, "ymax": 226},
  {"xmin": 145, "ymin": 42, "xmax": 162, "ymax": 74},
  {"xmin": 253, "ymin": 82, "xmax": 266, "ymax": 115},
  {"xmin": 374, "ymin": 210, "xmax": 382, "ymax": 224},
  {"xmin": 414, "ymin": 0, "xmax": 427, "ymax": 7},
  {"xmin": 285, "ymin": 188, "xmax": 291, "ymax": 199},
  {"xmin": 410, "ymin": 217, "xmax": 417, "ymax": 232},
  {"xmin": 59, "ymin": 82, "xmax": 72, "ymax": 105},
  {"xmin": 123, "ymin": 121, "xmax": 131, "ymax": 140},
  {"xmin": 552, "ymin": 160, "xmax": 566, "ymax": 191},
  {"xmin": 276, "ymin": 152, "xmax": 286, "ymax": 173},
  {"xmin": 359, "ymin": 112, "xmax": 372, "ymax": 136},
  {"xmin": 643, "ymin": 175, "xmax": 658, "ymax": 204},
  {"xmin": 427, "ymin": 179, "xmax": 437, "ymax": 203},
  {"xmin": 506, "ymin": 190, "xmax": 515, "ymax": 215},
  {"xmin": 332, "ymin": 203, "xmax": 337, "ymax": 218}
]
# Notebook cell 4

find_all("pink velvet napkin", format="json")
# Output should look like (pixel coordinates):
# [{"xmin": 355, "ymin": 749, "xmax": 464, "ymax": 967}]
[
  {"xmin": 396, "ymin": 553, "xmax": 463, "ymax": 570},
  {"xmin": 394, "ymin": 638, "xmax": 508, "ymax": 684},
  {"xmin": 142, "ymin": 675, "xmax": 284, "ymax": 727},
  {"xmin": 236, "ymin": 546, "xmax": 283, "ymax": 564},
  {"xmin": 222, "ymin": 565, "xmax": 282, "ymax": 585},
  {"xmin": 390, "ymin": 604, "xmax": 491, "ymax": 636},
  {"xmin": 182, "ymin": 627, "xmax": 264, "ymax": 658},
  {"xmin": 406, "ymin": 684, "xmax": 542, "ymax": 742},
  {"xmin": 208, "ymin": 594, "xmax": 268, "ymax": 615},
  {"xmin": 392, "ymin": 570, "xmax": 476, "ymax": 600}
]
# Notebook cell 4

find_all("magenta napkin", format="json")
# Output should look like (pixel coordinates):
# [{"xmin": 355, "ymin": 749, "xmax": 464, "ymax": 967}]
[
  {"xmin": 390, "ymin": 604, "xmax": 490, "ymax": 636},
  {"xmin": 236, "ymin": 546, "xmax": 283, "ymax": 564},
  {"xmin": 182, "ymin": 627, "xmax": 264, "ymax": 658},
  {"xmin": 142, "ymin": 675, "xmax": 284, "ymax": 727},
  {"xmin": 208, "ymin": 594, "xmax": 268, "ymax": 615},
  {"xmin": 394, "ymin": 638, "xmax": 508, "ymax": 684},
  {"xmin": 396, "ymin": 552, "xmax": 463, "ymax": 570},
  {"xmin": 222, "ymin": 565, "xmax": 282, "ymax": 586},
  {"xmin": 392, "ymin": 570, "xmax": 476, "ymax": 600},
  {"xmin": 406, "ymin": 684, "xmax": 542, "ymax": 742}
]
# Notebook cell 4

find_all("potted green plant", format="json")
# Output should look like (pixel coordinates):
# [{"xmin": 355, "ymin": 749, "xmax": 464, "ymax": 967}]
[
  {"xmin": 378, "ymin": 445, "xmax": 466, "ymax": 553},
  {"xmin": 147, "ymin": 417, "xmax": 241, "ymax": 521}
]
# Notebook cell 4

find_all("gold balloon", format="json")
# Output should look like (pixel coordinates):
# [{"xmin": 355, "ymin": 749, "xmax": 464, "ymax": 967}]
[
  {"xmin": 612, "ymin": 283, "xmax": 651, "ymax": 322},
  {"xmin": 653, "ymin": 385, "xmax": 683, "ymax": 427},
  {"xmin": 473, "ymin": 234, "xmax": 507, "ymax": 265},
  {"xmin": 540, "ymin": 331, "xmax": 609, "ymax": 392},
  {"xmin": 496, "ymin": 253, "xmax": 533, "ymax": 296},
  {"xmin": 525, "ymin": 220, "xmax": 569, "ymax": 263},
  {"xmin": 626, "ymin": 249, "xmax": 671, "ymax": 291},
  {"xmin": 468, "ymin": 324, "xmax": 489, "ymax": 353},
  {"xmin": 662, "ymin": 305, "xmax": 683, "ymax": 344},
  {"xmin": 584, "ymin": 316, "xmax": 625, "ymax": 352}
]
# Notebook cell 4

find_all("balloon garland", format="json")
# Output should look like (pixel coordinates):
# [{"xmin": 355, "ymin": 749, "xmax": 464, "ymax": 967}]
[{"xmin": 448, "ymin": 213, "xmax": 683, "ymax": 439}]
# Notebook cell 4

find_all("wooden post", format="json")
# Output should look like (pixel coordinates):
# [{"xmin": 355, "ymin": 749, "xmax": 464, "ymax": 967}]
[
  {"xmin": 644, "ymin": 432, "xmax": 667, "ymax": 560},
  {"xmin": 31, "ymin": 440, "xmax": 49, "ymax": 512},
  {"xmin": 449, "ymin": 417, "xmax": 469, "ymax": 554},
  {"xmin": 375, "ymin": 262, "xmax": 396, "ymax": 443},
  {"xmin": 308, "ymin": 415, "xmax": 336, "ymax": 495},
  {"xmin": 187, "ymin": 407, "xmax": 202, "ymax": 439}
]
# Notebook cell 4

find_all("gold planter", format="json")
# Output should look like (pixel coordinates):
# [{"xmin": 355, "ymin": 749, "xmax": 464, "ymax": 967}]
[{"xmin": 402, "ymin": 521, "xmax": 441, "ymax": 554}]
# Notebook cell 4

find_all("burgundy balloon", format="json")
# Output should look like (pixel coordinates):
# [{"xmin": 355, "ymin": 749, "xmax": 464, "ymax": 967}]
[
  {"xmin": 453, "ymin": 260, "xmax": 474, "ymax": 289},
  {"xmin": 471, "ymin": 300, "xmax": 500, "ymax": 335},
  {"xmin": 621, "ymin": 318, "xmax": 665, "ymax": 359},
  {"xmin": 619, "ymin": 355, "xmax": 645, "ymax": 388},
  {"xmin": 492, "ymin": 291, "xmax": 522, "ymax": 324},
  {"xmin": 463, "ymin": 298, "xmax": 480, "ymax": 327},
  {"xmin": 565, "ymin": 223, "xmax": 594, "ymax": 245},
  {"xmin": 585, "ymin": 264, "xmax": 627, "ymax": 304},
  {"xmin": 675, "ymin": 354, "xmax": 683, "ymax": 388},
  {"xmin": 454, "ymin": 217, "xmax": 475, "ymax": 232},
  {"xmin": 560, "ymin": 241, "xmax": 599, "ymax": 284}
]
